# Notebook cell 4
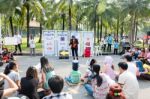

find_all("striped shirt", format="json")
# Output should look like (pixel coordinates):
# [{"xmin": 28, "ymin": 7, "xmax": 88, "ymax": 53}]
[{"xmin": 42, "ymin": 92, "xmax": 72, "ymax": 99}]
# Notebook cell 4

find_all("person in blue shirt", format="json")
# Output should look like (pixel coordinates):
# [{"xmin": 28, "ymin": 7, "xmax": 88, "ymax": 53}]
[
  {"xmin": 107, "ymin": 34, "xmax": 113, "ymax": 52},
  {"xmin": 114, "ymin": 40, "xmax": 119, "ymax": 55}
]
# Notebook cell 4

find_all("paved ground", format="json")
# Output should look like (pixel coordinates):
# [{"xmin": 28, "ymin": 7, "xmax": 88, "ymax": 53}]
[{"xmin": 0, "ymin": 55, "xmax": 150, "ymax": 99}]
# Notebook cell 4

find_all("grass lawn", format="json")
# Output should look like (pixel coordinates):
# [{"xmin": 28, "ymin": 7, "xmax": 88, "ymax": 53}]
[{"xmin": 4, "ymin": 37, "xmax": 42, "ymax": 53}]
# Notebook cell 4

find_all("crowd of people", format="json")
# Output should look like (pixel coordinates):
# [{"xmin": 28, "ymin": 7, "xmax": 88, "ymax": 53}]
[{"xmin": 0, "ymin": 46, "xmax": 150, "ymax": 99}]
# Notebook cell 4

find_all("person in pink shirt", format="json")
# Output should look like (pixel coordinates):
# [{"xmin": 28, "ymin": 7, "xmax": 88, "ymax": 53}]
[
  {"xmin": 145, "ymin": 49, "xmax": 150, "ymax": 58},
  {"xmin": 103, "ymin": 56, "xmax": 116, "ymax": 80}
]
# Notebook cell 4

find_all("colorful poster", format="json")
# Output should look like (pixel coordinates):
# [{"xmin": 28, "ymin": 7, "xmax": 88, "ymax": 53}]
[
  {"xmin": 57, "ymin": 31, "xmax": 69, "ymax": 53},
  {"xmin": 43, "ymin": 30, "xmax": 55, "ymax": 56},
  {"xmin": 83, "ymin": 31, "xmax": 94, "ymax": 56}
]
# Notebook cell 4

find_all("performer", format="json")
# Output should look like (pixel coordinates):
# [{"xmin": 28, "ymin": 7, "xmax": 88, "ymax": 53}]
[{"xmin": 69, "ymin": 36, "xmax": 79, "ymax": 60}]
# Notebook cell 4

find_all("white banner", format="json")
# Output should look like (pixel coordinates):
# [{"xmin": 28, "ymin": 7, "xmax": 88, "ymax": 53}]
[
  {"xmin": 42, "ymin": 30, "xmax": 94, "ymax": 57},
  {"xmin": 57, "ymin": 31, "xmax": 69, "ymax": 53},
  {"xmin": 83, "ymin": 31, "xmax": 94, "ymax": 56},
  {"xmin": 4, "ymin": 37, "xmax": 18, "ymax": 45},
  {"xmin": 43, "ymin": 30, "xmax": 55, "ymax": 56}
]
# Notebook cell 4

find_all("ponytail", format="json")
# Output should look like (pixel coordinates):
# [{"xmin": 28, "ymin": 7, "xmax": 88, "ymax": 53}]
[
  {"xmin": 4, "ymin": 62, "xmax": 16, "ymax": 75},
  {"xmin": 92, "ymin": 64, "xmax": 103, "ymax": 87},
  {"xmin": 93, "ymin": 74, "xmax": 103, "ymax": 87},
  {"xmin": 4, "ymin": 64, "xmax": 11, "ymax": 75}
]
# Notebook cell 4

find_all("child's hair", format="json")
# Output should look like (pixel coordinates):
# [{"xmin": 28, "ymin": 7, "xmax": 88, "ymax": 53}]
[
  {"xmin": 40, "ymin": 56, "xmax": 53, "ymax": 73},
  {"xmin": 48, "ymin": 75, "xmax": 64, "ymax": 93},
  {"xmin": 89, "ymin": 59, "xmax": 96, "ymax": 68},
  {"xmin": 26, "ymin": 66, "xmax": 38, "ymax": 79},
  {"xmin": 118, "ymin": 62, "xmax": 128, "ymax": 70},
  {"xmin": 4, "ymin": 62, "xmax": 17, "ymax": 75},
  {"xmin": 72, "ymin": 60, "xmax": 79, "ymax": 71},
  {"xmin": 93, "ymin": 64, "xmax": 103, "ymax": 87}
]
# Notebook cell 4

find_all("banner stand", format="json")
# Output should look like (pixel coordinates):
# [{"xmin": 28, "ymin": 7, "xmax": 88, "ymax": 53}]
[{"xmin": 42, "ymin": 30, "xmax": 94, "ymax": 57}]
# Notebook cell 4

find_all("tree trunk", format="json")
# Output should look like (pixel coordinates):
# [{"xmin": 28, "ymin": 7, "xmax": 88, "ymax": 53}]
[
  {"xmin": 87, "ymin": 22, "xmax": 89, "ymax": 31},
  {"xmin": 63, "ymin": 16, "xmax": 65, "ymax": 30},
  {"xmin": 39, "ymin": 23, "xmax": 42, "ymax": 43},
  {"xmin": 76, "ymin": 18, "xmax": 78, "ymax": 31},
  {"xmin": 105, "ymin": 26, "xmax": 107, "ymax": 36},
  {"xmin": 97, "ymin": 18, "xmax": 100, "ymax": 44},
  {"xmin": 116, "ymin": 15, "xmax": 119, "ymax": 40},
  {"xmin": 9, "ymin": 16, "xmax": 14, "ymax": 36},
  {"xmin": 120, "ymin": 21, "xmax": 124, "ymax": 38},
  {"xmin": 135, "ymin": 21, "xmax": 138, "ymax": 42},
  {"xmin": 26, "ymin": 1, "xmax": 30, "ymax": 47},
  {"xmin": 69, "ymin": 3, "xmax": 72, "ymax": 30},
  {"xmin": 100, "ymin": 16, "xmax": 103, "ymax": 41},
  {"xmin": 129, "ymin": 15, "xmax": 134, "ymax": 44},
  {"xmin": 133, "ymin": 14, "xmax": 137, "ymax": 42},
  {"xmin": 94, "ymin": 7, "xmax": 97, "ymax": 44}
]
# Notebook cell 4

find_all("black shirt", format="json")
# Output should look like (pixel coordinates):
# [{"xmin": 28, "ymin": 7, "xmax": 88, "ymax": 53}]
[
  {"xmin": 19, "ymin": 77, "xmax": 39, "ymax": 99},
  {"xmin": 0, "ymin": 90, "xmax": 3, "ymax": 99}
]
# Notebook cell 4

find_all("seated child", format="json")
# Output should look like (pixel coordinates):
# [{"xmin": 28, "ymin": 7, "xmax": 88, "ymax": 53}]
[
  {"xmin": 81, "ymin": 59, "xmax": 96, "ymax": 83},
  {"xmin": 103, "ymin": 56, "xmax": 117, "ymax": 80},
  {"xmin": 106, "ymin": 84, "xmax": 125, "ymax": 99},
  {"xmin": 135, "ymin": 59, "xmax": 145, "ymax": 73},
  {"xmin": 138, "ymin": 62, "xmax": 150, "ymax": 80},
  {"xmin": 65, "ymin": 60, "xmax": 81, "ymax": 84},
  {"xmin": 1, "ymin": 48, "xmax": 14, "ymax": 63}
]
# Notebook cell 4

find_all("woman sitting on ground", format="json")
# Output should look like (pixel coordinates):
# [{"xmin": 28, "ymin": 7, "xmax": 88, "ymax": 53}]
[
  {"xmin": 138, "ymin": 60, "xmax": 150, "ymax": 80},
  {"xmin": 3, "ymin": 62, "xmax": 20, "ymax": 96},
  {"xmin": 19, "ymin": 66, "xmax": 39, "ymax": 99},
  {"xmin": 39, "ymin": 56, "xmax": 55, "ymax": 97},
  {"xmin": 81, "ymin": 59, "xmax": 96, "ymax": 83},
  {"xmin": 84, "ymin": 64, "xmax": 109, "ymax": 99},
  {"xmin": 0, "ymin": 73, "xmax": 18, "ymax": 98},
  {"xmin": 103, "ymin": 56, "xmax": 117, "ymax": 80}
]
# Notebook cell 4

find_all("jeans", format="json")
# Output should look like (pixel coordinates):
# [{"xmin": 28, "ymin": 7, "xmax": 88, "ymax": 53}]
[
  {"xmin": 114, "ymin": 49, "xmax": 118, "ymax": 55},
  {"xmin": 84, "ymin": 84, "xmax": 93, "ymax": 96},
  {"xmin": 107, "ymin": 44, "xmax": 112, "ymax": 52},
  {"xmin": 65, "ymin": 76, "xmax": 72, "ymax": 83},
  {"xmin": 71, "ymin": 48, "xmax": 78, "ymax": 59}
]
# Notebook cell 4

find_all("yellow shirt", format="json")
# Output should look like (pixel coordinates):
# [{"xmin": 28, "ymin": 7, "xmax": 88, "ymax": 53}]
[{"xmin": 143, "ymin": 64, "xmax": 150, "ymax": 75}]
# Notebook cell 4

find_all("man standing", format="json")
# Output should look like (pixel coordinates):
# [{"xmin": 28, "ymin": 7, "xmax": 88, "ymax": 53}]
[
  {"xmin": 69, "ymin": 36, "xmax": 79, "ymax": 60},
  {"xmin": 14, "ymin": 32, "xmax": 22, "ymax": 54},
  {"xmin": 107, "ymin": 34, "xmax": 113, "ymax": 52},
  {"xmin": 118, "ymin": 62, "xmax": 139, "ymax": 99}
]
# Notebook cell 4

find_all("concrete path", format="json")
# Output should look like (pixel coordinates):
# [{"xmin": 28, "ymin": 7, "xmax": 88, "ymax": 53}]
[{"xmin": 0, "ymin": 55, "xmax": 149, "ymax": 99}]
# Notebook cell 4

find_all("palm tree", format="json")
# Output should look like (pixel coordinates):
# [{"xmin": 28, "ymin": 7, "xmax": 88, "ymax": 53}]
[
  {"xmin": 0, "ymin": 0, "xmax": 21, "ymax": 36},
  {"xmin": 120, "ymin": 0, "xmax": 150, "ymax": 43}
]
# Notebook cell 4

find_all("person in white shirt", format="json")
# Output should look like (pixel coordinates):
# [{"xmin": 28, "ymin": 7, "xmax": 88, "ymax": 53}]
[
  {"xmin": 103, "ymin": 36, "xmax": 107, "ymax": 52},
  {"xmin": 14, "ymin": 33, "xmax": 22, "ymax": 54},
  {"xmin": 42, "ymin": 75, "xmax": 72, "ymax": 99},
  {"xmin": 3, "ymin": 62, "xmax": 20, "ymax": 96},
  {"xmin": 29, "ymin": 35, "xmax": 35, "ymax": 56},
  {"xmin": 124, "ymin": 55, "xmax": 138, "ymax": 76},
  {"xmin": 118, "ymin": 62, "xmax": 139, "ymax": 99}
]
